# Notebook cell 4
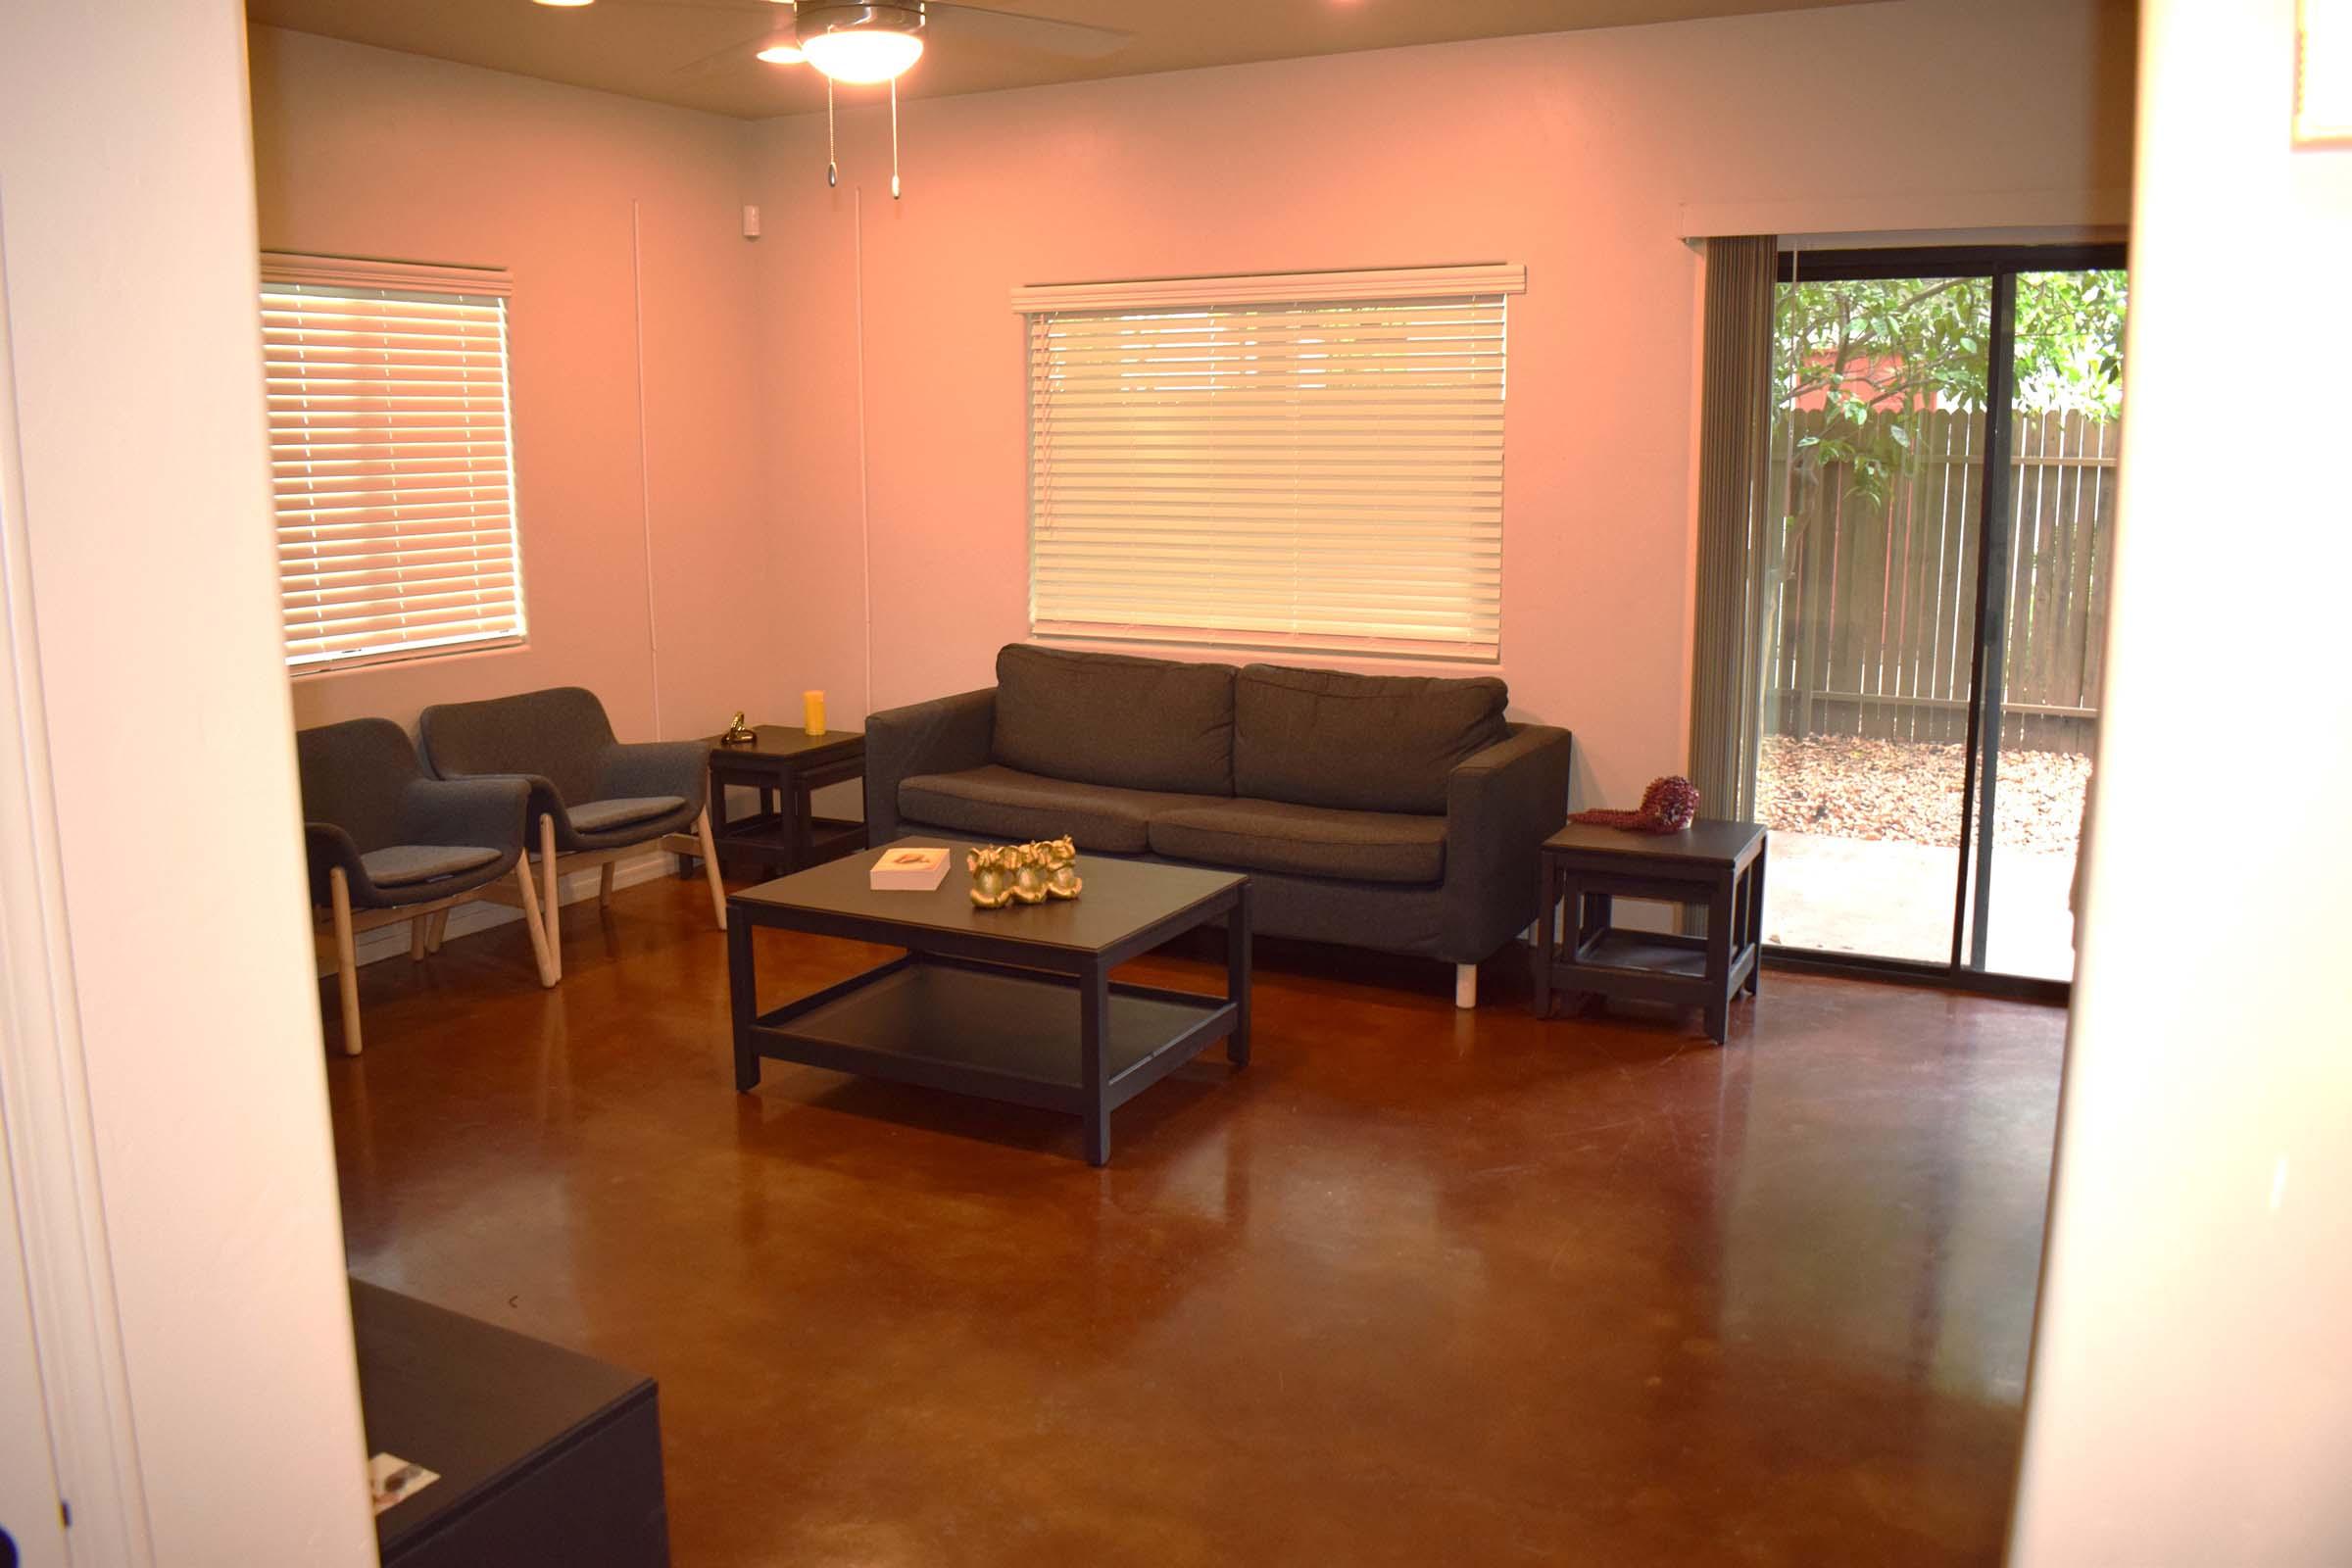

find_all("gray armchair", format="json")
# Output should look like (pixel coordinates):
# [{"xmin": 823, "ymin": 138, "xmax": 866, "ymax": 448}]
[
  {"xmin": 418, "ymin": 687, "xmax": 723, "ymax": 975},
  {"xmin": 297, "ymin": 717, "xmax": 555, "ymax": 1055}
]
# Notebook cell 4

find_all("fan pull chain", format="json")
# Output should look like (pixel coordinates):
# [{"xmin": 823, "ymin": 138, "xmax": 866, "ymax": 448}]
[
  {"xmin": 826, "ymin": 78, "xmax": 838, "ymax": 188},
  {"xmin": 890, "ymin": 79, "xmax": 902, "ymax": 200}
]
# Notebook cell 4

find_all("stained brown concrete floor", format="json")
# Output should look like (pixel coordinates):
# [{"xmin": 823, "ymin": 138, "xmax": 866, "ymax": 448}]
[{"xmin": 326, "ymin": 874, "xmax": 2066, "ymax": 1567}]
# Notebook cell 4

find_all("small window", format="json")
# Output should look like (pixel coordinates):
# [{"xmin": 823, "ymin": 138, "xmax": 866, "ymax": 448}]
[
  {"xmin": 1017, "ymin": 266, "xmax": 1520, "ymax": 662},
  {"xmin": 261, "ymin": 255, "xmax": 525, "ymax": 673}
]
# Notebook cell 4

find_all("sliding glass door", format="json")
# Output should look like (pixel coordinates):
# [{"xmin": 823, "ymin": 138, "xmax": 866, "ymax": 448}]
[{"xmin": 1750, "ymin": 247, "xmax": 2127, "ymax": 985}]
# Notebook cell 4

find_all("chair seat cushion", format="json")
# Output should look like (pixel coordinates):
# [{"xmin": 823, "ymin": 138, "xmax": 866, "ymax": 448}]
[
  {"xmin": 361, "ymin": 844, "xmax": 503, "ymax": 888},
  {"xmin": 898, "ymin": 765, "xmax": 1216, "ymax": 855},
  {"xmin": 1148, "ymin": 798, "xmax": 1446, "ymax": 885},
  {"xmin": 567, "ymin": 795, "xmax": 686, "ymax": 834}
]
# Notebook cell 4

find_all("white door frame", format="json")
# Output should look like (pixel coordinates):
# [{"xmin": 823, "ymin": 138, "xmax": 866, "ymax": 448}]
[{"xmin": 0, "ymin": 191, "xmax": 156, "ymax": 1568}]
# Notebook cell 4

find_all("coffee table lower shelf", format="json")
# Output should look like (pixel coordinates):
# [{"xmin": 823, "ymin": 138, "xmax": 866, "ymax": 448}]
[{"xmin": 737, "ymin": 956, "xmax": 1241, "ymax": 1157}]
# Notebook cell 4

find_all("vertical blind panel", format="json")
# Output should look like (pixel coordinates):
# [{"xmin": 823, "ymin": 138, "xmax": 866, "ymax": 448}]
[
  {"xmin": 1029, "ymin": 294, "xmax": 1507, "ymax": 660},
  {"xmin": 262, "ymin": 278, "xmax": 525, "ymax": 670}
]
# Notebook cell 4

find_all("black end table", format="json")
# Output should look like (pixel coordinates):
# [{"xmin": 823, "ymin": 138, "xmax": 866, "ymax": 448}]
[
  {"xmin": 728, "ymin": 838, "xmax": 1250, "ymax": 1165},
  {"xmin": 671, "ymin": 725, "xmax": 865, "ymax": 881},
  {"xmin": 1532, "ymin": 819, "xmax": 1768, "ymax": 1044}
]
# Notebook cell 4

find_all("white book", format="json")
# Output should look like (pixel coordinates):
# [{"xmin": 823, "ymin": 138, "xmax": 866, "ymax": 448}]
[{"xmin": 869, "ymin": 846, "xmax": 950, "ymax": 892}]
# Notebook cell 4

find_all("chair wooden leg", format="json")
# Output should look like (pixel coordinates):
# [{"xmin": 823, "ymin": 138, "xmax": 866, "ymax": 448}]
[
  {"xmin": 696, "ymin": 808, "xmax": 727, "ymax": 930},
  {"xmin": 598, "ymin": 861, "xmax": 615, "ymax": 911},
  {"xmin": 329, "ymin": 867, "xmax": 363, "ymax": 1056},
  {"xmin": 539, "ymin": 811, "xmax": 562, "ymax": 964},
  {"xmin": 425, "ymin": 908, "xmax": 449, "ymax": 954},
  {"xmin": 1454, "ymin": 962, "xmax": 1478, "ymax": 1010},
  {"xmin": 514, "ymin": 859, "xmax": 559, "ymax": 987},
  {"xmin": 409, "ymin": 916, "xmax": 428, "ymax": 961}
]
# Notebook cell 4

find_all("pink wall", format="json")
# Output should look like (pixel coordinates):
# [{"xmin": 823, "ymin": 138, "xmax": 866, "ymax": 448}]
[
  {"xmin": 749, "ymin": 0, "xmax": 2135, "ymax": 808},
  {"xmin": 246, "ymin": 0, "xmax": 2134, "ymax": 806},
  {"xmin": 247, "ymin": 26, "xmax": 772, "ymax": 744}
]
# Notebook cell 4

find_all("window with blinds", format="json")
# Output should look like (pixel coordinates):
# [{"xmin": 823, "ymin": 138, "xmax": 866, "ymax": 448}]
[
  {"xmin": 1020, "ymin": 267, "xmax": 1520, "ymax": 662},
  {"xmin": 261, "ymin": 255, "xmax": 524, "ymax": 673}
]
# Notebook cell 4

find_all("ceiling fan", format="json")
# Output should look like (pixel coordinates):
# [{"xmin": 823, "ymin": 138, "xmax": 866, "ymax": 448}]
[{"xmin": 532, "ymin": 0, "xmax": 1128, "ymax": 194}]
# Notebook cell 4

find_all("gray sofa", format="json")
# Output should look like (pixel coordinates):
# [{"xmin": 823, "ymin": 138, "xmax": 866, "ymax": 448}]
[{"xmin": 864, "ymin": 646, "xmax": 1573, "ymax": 1005}]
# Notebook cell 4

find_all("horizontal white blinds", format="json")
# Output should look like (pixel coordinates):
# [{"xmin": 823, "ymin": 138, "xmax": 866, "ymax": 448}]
[
  {"xmin": 1028, "ymin": 293, "xmax": 1506, "ymax": 661},
  {"xmin": 262, "ymin": 270, "xmax": 525, "ymax": 671}
]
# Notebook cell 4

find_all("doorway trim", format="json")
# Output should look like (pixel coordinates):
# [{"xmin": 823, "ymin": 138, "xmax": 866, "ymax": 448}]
[
  {"xmin": 0, "ymin": 195, "xmax": 158, "ymax": 1566},
  {"xmin": 1762, "ymin": 241, "xmax": 2128, "ymax": 998}
]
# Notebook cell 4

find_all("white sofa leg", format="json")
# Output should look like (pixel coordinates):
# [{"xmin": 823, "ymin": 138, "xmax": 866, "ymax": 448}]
[{"xmin": 1454, "ymin": 962, "xmax": 1477, "ymax": 1010}]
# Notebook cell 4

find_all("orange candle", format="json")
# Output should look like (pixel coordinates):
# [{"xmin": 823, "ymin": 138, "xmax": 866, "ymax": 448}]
[{"xmin": 803, "ymin": 689, "xmax": 825, "ymax": 736}]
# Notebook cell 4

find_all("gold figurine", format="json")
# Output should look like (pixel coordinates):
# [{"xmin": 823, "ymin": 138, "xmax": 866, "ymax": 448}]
[
  {"xmin": 720, "ymin": 710, "xmax": 759, "ymax": 746},
  {"xmin": 966, "ymin": 846, "xmax": 1017, "ymax": 909},
  {"xmin": 1041, "ymin": 836, "xmax": 1083, "ymax": 900},
  {"xmin": 967, "ymin": 837, "xmax": 1082, "ymax": 910}
]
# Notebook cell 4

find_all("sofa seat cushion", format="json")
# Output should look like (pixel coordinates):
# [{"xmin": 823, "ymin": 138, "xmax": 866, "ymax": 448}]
[
  {"xmin": 1148, "ymin": 798, "xmax": 1446, "ymax": 886},
  {"xmin": 898, "ymin": 765, "xmax": 1217, "ymax": 855},
  {"xmin": 567, "ymin": 795, "xmax": 686, "ymax": 834},
  {"xmin": 361, "ymin": 843, "xmax": 503, "ymax": 888},
  {"xmin": 993, "ymin": 644, "xmax": 1237, "ymax": 796},
  {"xmin": 1234, "ymin": 662, "xmax": 1507, "ymax": 814}
]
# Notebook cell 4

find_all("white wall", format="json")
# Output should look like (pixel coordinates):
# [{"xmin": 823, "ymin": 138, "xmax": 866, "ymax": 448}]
[
  {"xmin": 0, "ymin": 4, "xmax": 376, "ymax": 1563},
  {"xmin": 2010, "ymin": 0, "xmax": 2352, "ymax": 1559}
]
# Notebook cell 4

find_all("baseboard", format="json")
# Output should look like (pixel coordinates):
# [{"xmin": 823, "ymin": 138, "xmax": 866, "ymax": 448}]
[{"xmin": 338, "ymin": 850, "xmax": 676, "ymax": 970}]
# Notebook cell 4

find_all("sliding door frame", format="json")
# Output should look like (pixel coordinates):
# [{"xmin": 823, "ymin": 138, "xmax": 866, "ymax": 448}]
[{"xmin": 1762, "ymin": 241, "xmax": 2127, "ymax": 1001}]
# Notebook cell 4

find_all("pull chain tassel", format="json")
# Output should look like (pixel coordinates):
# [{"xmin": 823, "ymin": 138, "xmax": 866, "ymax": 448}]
[
  {"xmin": 890, "ymin": 78, "xmax": 902, "ymax": 200},
  {"xmin": 826, "ymin": 78, "xmax": 838, "ymax": 187}
]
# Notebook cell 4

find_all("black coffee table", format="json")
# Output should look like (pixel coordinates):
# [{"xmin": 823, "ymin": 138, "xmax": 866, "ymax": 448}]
[{"xmin": 726, "ymin": 838, "xmax": 1251, "ymax": 1165}]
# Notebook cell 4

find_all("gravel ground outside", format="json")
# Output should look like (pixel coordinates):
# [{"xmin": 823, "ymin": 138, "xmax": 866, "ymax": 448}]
[{"xmin": 1758, "ymin": 735, "xmax": 2090, "ymax": 856}]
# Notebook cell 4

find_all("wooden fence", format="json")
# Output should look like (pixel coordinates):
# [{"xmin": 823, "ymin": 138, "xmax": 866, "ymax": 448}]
[{"xmin": 1760, "ymin": 408, "xmax": 2116, "ymax": 754}]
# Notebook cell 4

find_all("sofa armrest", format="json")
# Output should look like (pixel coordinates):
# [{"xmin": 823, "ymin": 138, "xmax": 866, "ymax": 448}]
[
  {"xmin": 863, "ymin": 687, "xmax": 997, "ymax": 845},
  {"xmin": 1441, "ymin": 723, "xmax": 1575, "ymax": 962},
  {"xmin": 398, "ymin": 775, "xmax": 532, "ymax": 856},
  {"xmin": 596, "ymin": 739, "xmax": 715, "ymax": 809}
]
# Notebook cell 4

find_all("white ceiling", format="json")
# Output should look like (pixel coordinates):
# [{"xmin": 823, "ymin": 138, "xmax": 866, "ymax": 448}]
[{"xmin": 244, "ymin": 0, "xmax": 1884, "ymax": 121}]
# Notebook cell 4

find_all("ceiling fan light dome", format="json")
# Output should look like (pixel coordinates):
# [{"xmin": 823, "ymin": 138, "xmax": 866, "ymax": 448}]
[
  {"xmin": 755, "ymin": 41, "xmax": 807, "ymax": 64},
  {"xmin": 796, "ymin": 4, "xmax": 927, "ymax": 84},
  {"xmin": 801, "ymin": 29, "xmax": 924, "ymax": 83}
]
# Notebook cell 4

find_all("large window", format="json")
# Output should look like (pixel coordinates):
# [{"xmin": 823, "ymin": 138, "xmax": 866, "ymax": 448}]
[
  {"xmin": 1016, "ymin": 266, "xmax": 1521, "ymax": 662},
  {"xmin": 261, "ymin": 255, "xmax": 524, "ymax": 673}
]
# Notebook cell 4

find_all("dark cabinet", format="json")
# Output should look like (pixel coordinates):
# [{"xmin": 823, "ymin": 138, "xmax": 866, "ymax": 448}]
[{"xmin": 352, "ymin": 1281, "xmax": 668, "ymax": 1568}]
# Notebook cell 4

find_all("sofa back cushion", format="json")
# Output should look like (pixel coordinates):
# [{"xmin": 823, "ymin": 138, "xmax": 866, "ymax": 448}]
[
  {"xmin": 1233, "ymin": 663, "xmax": 1507, "ymax": 814},
  {"xmin": 992, "ymin": 645, "xmax": 1237, "ymax": 795}
]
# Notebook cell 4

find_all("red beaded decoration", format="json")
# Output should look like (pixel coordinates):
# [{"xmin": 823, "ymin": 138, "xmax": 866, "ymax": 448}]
[{"xmin": 1569, "ymin": 775, "xmax": 1700, "ymax": 835}]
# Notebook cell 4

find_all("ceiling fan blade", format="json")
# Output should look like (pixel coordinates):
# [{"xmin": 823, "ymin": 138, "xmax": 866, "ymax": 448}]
[
  {"xmin": 602, "ymin": 0, "xmax": 791, "ymax": 13},
  {"xmin": 666, "ymin": 24, "xmax": 787, "ymax": 76},
  {"xmin": 924, "ymin": 2, "xmax": 1130, "ymax": 60}
]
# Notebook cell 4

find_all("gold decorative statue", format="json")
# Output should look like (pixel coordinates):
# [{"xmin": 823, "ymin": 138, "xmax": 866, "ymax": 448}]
[
  {"xmin": 1040, "ymin": 836, "xmax": 1083, "ymax": 900},
  {"xmin": 967, "ymin": 845, "xmax": 1016, "ymax": 909},
  {"xmin": 720, "ymin": 710, "xmax": 759, "ymax": 746},
  {"xmin": 967, "ymin": 837, "xmax": 1082, "ymax": 910}
]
